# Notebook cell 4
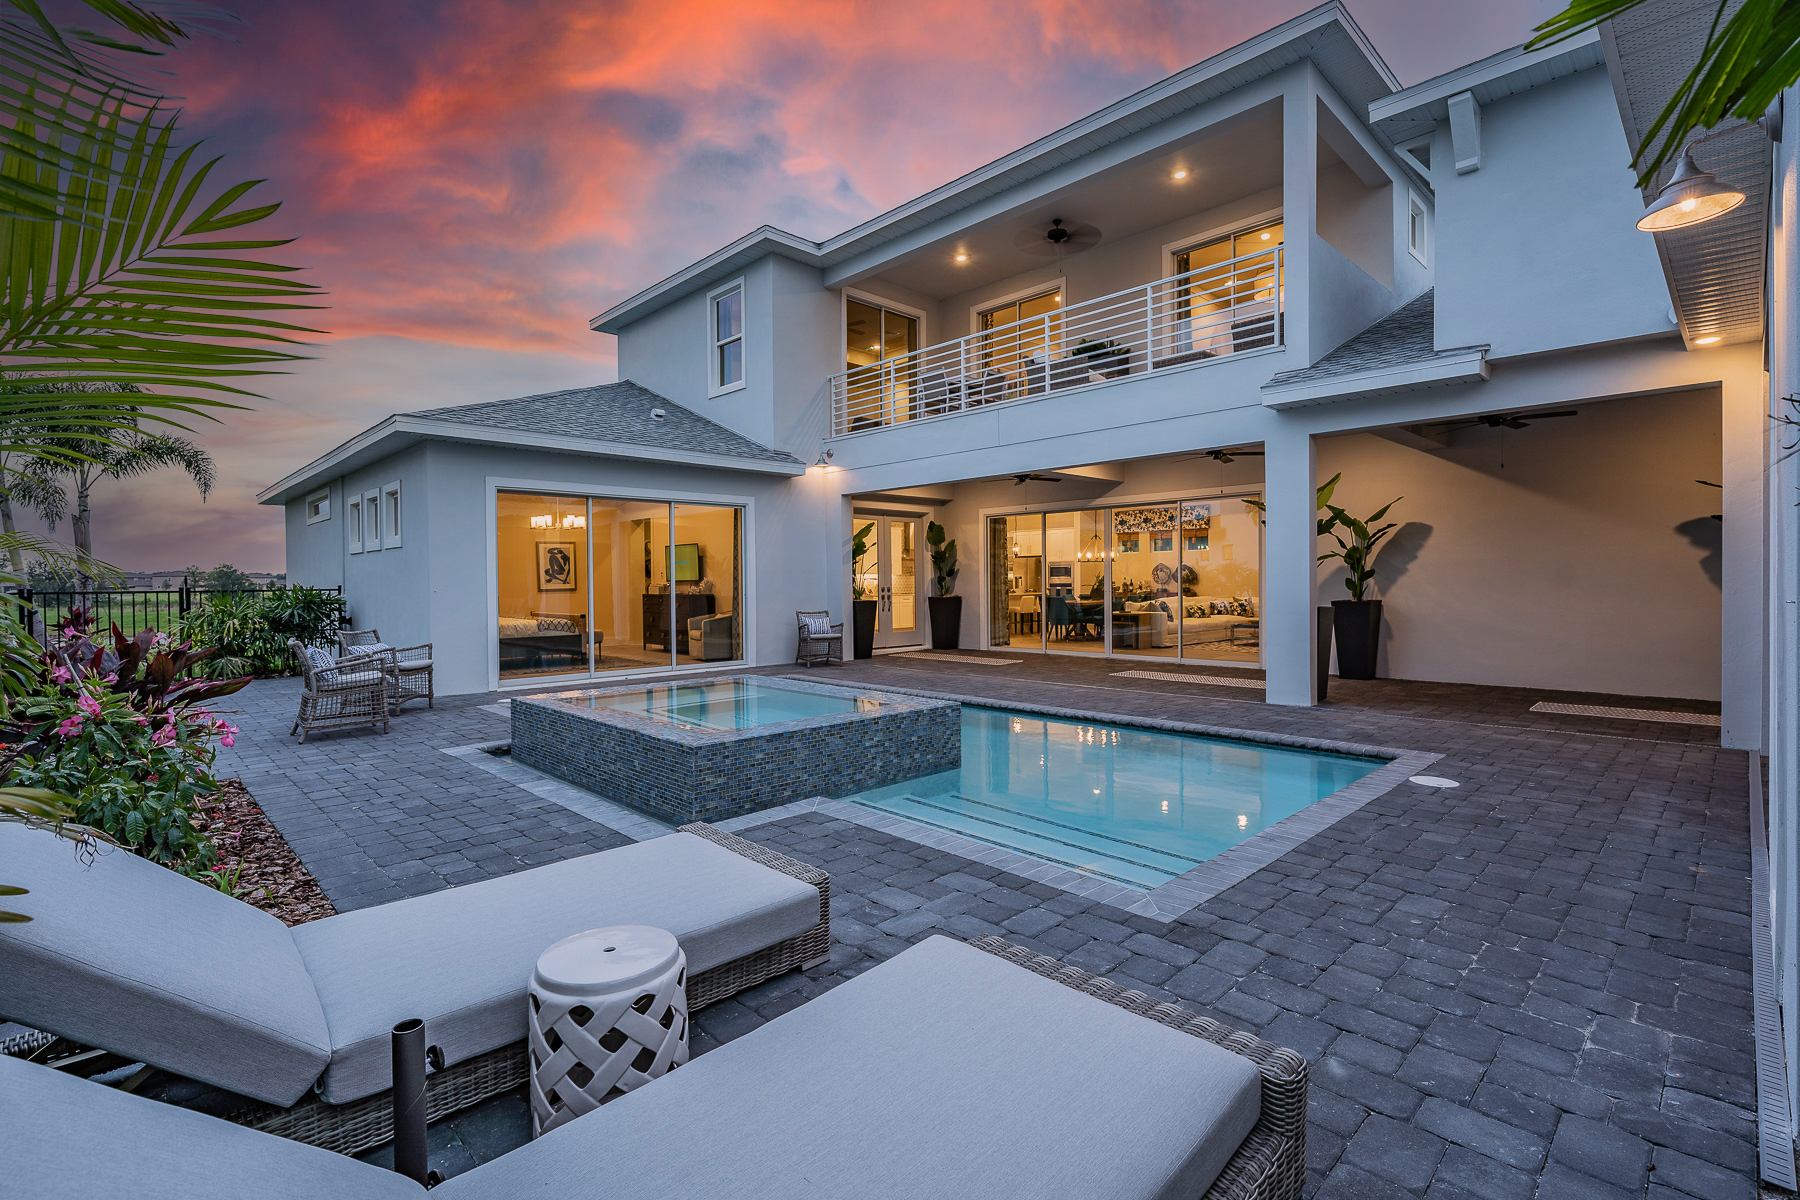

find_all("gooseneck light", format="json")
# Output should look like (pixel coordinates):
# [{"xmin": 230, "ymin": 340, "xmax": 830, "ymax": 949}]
[{"xmin": 1636, "ymin": 148, "xmax": 1745, "ymax": 232}]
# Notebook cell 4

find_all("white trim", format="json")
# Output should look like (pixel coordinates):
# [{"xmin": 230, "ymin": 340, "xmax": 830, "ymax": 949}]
[
  {"xmin": 1396, "ymin": 135, "xmax": 1432, "ymax": 174},
  {"xmin": 1162, "ymin": 207, "xmax": 1285, "ymax": 272},
  {"xmin": 1368, "ymin": 28, "xmax": 1601, "ymax": 128},
  {"xmin": 968, "ymin": 278, "xmax": 1067, "ymax": 339},
  {"xmin": 304, "ymin": 488, "xmax": 331, "ymax": 525},
  {"xmin": 841, "ymin": 287, "xmax": 928, "ymax": 368},
  {"xmin": 1407, "ymin": 191, "xmax": 1428, "ymax": 265},
  {"xmin": 484, "ymin": 475, "xmax": 758, "ymax": 693},
  {"xmin": 707, "ymin": 276, "xmax": 747, "ymax": 397},
  {"xmin": 1261, "ymin": 346, "xmax": 1489, "ymax": 408},
  {"xmin": 381, "ymin": 480, "xmax": 403, "ymax": 549},
  {"xmin": 346, "ymin": 494, "xmax": 364, "ymax": 554},
  {"xmin": 363, "ymin": 489, "xmax": 382, "ymax": 551}
]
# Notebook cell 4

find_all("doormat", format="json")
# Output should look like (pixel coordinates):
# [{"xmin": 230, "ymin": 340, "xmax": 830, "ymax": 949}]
[
  {"xmin": 891, "ymin": 652, "xmax": 1022, "ymax": 665},
  {"xmin": 1113, "ymin": 670, "xmax": 1265, "ymax": 689},
  {"xmin": 1529, "ymin": 701, "xmax": 1720, "ymax": 726}
]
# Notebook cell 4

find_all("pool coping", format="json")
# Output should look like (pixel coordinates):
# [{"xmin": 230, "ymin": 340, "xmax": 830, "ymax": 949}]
[{"xmin": 737, "ymin": 677, "xmax": 1443, "ymax": 921}]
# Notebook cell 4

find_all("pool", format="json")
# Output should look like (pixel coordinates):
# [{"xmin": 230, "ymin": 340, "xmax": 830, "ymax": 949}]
[
  {"xmin": 850, "ymin": 707, "xmax": 1384, "ymax": 888},
  {"xmin": 566, "ymin": 678, "xmax": 882, "ymax": 730}
]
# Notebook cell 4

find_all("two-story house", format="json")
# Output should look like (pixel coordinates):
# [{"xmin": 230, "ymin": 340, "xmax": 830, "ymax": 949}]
[{"xmin": 260, "ymin": 2, "xmax": 1768, "ymax": 756}]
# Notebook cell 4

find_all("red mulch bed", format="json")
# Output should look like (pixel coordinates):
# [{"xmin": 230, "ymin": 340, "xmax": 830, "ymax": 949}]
[{"xmin": 196, "ymin": 780, "xmax": 336, "ymax": 926}]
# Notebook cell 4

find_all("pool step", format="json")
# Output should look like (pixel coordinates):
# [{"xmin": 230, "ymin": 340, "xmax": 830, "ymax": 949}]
[{"xmin": 856, "ymin": 792, "xmax": 1196, "ymax": 889}]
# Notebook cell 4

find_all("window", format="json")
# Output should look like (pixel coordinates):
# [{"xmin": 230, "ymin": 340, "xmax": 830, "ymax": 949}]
[
  {"xmin": 842, "ymin": 295, "xmax": 921, "ymax": 428},
  {"xmin": 305, "ymin": 488, "xmax": 330, "ymax": 524},
  {"xmin": 347, "ymin": 495, "xmax": 363, "ymax": 554},
  {"xmin": 382, "ymin": 481, "xmax": 402, "ymax": 549},
  {"xmin": 977, "ymin": 287, "xmax": 1061, "ymax": 378},
  {"xmin": 363, "ymin": 489, "xmax": 382, "ymax": 551},
  {"xmin": 1170, "ymin": 219, "xmax": 1284, "ymax": 356},
  {"xmin": 1408, "ymin": 194, "xmax": 1428, "ymax": 264},
  {"xmin": 709, "ymin": 280, "xmax": 745, "ymax": 394}
]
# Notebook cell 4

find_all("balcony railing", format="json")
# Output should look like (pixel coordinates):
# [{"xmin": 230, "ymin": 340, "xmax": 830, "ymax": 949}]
[{"xmin": 829, "ymin": 247, "xmax": 1282, "ymax": 436}]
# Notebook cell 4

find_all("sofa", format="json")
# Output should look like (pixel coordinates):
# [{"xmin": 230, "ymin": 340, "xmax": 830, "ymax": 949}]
[
  {"xmin": 5, "ymin": 934, "xmax": 1306, "ymax": 1200},
  {"xmin": 0, "ymin": 820, "xmax": 828, "ymax": 1153},
  {"xmin": 1113, "ymin": 597, "xmax": 1259, "ymax": 652}
]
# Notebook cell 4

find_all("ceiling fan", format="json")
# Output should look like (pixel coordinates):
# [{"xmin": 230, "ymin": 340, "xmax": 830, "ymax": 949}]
[
  {"xmin": 1175, "ymin": 447, "xmax": 1265, "ymax": 464},
  {"xmin": 1440, "ymin": 409, "xmax": 1579, "ymax": 433},
  {"xmin": 1013, "ymin": 472, "xmax": 1061, "ymax": 485},
  {"xmin": 1014, "ymin": 218, "xmax": 1103, "ymax": 258}
]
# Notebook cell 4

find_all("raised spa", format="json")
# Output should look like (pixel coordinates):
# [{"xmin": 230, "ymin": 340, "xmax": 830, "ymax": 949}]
[{"xmin": 511, "ymin": 677, "xmax": 959, "ymax": 824}]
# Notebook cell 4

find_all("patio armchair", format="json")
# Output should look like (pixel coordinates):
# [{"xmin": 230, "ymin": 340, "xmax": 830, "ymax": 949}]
[
  {"xmin": 5, "ymin": 934, "xmax": 1305, "ymax": 1200},
  {"xmin": 795, "ymin": 609, "xmax": 843, "ymax": 666},
  {"xmin": 686, "ymin": 612, "xmax": 736, "ymax": 661},
  {"xmin": 0, "ymin": 819, "xmax": 830, "ymax": 1155},
  {"xmin": 290, "ymin": 639, "xmax": 390, "ymax": 741},
  {"xmin": 339, "ymin": 628, "xmax": 435, "ymax": 711}
]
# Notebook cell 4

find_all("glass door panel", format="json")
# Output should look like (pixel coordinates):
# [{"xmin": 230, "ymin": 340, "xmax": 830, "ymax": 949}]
[
  {"xmin": 888, "ymin": 519, "xmax": 917, "ymax": 637},
  {"xmin": 979, "ymin": 288, "xmax": 1061, "ymax": 399},
  {"xmin": 990, "ymin": 514, "xmax": 1043, "ymax": 651},
  {"xmin": 1045, "ymin": 510, "xmax": 1106, "ymax": 653},
  {"xmin": 496, "ymin": 492, "xmax": 591, "ymax": 680},
  {"xmin": 592, "ymin": 500, "xmax": 671, "ymax": 670},
  {"xmin": 862, "ymin": 515, "xmax": 922, "ymax": 649},
  {"xmin": 1111, "ymin": 504, "xmax": 1182, "ymax": 658},
  {"xmin": 671, "ymin": 503, "xmax": 741, "ymax": 666},
  {"xmin": 1180, "ymin": 496, "xmax": 1262, "ymax": 664}
]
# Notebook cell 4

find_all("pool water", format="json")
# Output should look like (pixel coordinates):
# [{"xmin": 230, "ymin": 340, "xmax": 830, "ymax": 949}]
[
  {"xmin": 850, "ymin": 707, "xmax": 1382, "ymax": 888},
  {"xmin": 567, "ymin": 678, "xmax": 879, "ymax": 730}
]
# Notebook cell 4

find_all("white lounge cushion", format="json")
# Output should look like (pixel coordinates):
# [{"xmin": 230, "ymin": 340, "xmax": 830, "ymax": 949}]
[
  {"xmin": 1, "ymin": 1054, "xmax": 421, "ymax": 1200},
  {"xmin": 436, "ymin": 936, "xmax": 1262, "ymax": 1200},
  {"xmin": 0, "ymin": 822, "xmax": 332, "ymax": 1106},
  {"xmin": 292, "ymin": 831, "xmax": 818, "ymax": 1103}
]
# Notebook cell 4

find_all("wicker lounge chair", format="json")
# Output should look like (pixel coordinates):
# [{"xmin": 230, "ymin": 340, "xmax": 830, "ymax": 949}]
[
  {"xmin": 339, "ymin": 629, "xmax": 435, "ymax": 711},
  {"xmin": 289, "ymin": 639, "xmax": 389, "ymax": 741},
  {"xmin": 5, "ymin": 934, "xmax": 1304, "ymax": 1200},
  {"xmin": 795, "ymin": 609, "xmax": 843, "ymax": 666},
  {"xmin": 0, "ymin": 820, "xmax": 829, "ymax": 1156}
]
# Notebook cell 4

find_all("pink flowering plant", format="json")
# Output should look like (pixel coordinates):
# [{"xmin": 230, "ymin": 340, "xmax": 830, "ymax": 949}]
[{"xmin": 3, "ymin": 608, "xmax": 249, "ymax": 875}]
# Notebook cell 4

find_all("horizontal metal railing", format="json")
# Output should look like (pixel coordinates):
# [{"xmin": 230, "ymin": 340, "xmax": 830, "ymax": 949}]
[{"xmin": 829, "ymin": 247, "xmax": 1282, "ymax": 436}]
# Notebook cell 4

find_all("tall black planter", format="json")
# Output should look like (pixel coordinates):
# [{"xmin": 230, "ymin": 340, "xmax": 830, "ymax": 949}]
[
  {"xmin": 852, "ymin": 599, "xmax": 877, "ymax": 660},
  {"xmin": 1317, "ymin": 606, "xmax": 1334, "ymax": 701},
  {"xmin": 928, "ymin": 596, "xmax": 963, "ymax": 650},
  {"xmin": 1332, "ymin": 599, "xmax": 1382, "ymax": 680}
]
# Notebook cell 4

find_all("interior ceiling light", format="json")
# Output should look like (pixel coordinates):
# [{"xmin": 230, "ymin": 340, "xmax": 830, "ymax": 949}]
[
  {"xmin": 1637, "ymin": 146, "xmax": 1746, "ymax": 232},
  {"xmin": 1172, "ymin": 169, "xmax": 1188, "ymax": 180},
  {"xmin": 1694, "ymin": 334, "xmax": 1723, "ymax": 345},
  {"xmin": 954, "ymin": 252, "xmax": 968, "ymax": 262},
  {"xmin": 1260, "ymin": 232, "xmax": 1271, "ymax": 240}
]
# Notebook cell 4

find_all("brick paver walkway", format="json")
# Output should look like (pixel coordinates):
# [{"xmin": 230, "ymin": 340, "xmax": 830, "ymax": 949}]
[{"xmin": 224, "ymin": 658, "xmax": 1755, "ymax": 1199}]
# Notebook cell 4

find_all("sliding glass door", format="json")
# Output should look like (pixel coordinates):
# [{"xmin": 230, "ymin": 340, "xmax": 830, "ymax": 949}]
[
  {"xmin": 497, "ymin": 491, "xmax": 743, "ymax": 682},
  {"xmin": 986, "ymin": 495, "xmax": 1262, "ymax": 665}
]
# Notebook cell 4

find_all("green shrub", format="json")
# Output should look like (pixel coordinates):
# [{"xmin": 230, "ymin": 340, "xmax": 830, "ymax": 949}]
[{"xmin": 176, "ymin": 586, "xmax": 344, "ymax": 679}]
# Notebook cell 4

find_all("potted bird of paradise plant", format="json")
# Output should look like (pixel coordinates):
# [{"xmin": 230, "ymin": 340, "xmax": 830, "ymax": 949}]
[
  {"xmin": 1320, "ymin": 495, "xmax": 1402, "ymax": 680},
  {"xmin": 926, "ymin": 521, "xmax": 960, "ymax": 649}
]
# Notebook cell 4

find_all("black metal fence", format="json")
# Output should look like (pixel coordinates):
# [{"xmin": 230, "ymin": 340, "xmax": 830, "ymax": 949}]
[{"xmin": 12, "ymin": 583, "xmax": 343, "ymax": 639}]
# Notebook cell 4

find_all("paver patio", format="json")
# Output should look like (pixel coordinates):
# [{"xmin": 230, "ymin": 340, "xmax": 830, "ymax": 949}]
[{"xmin": 217, "ymin": 656, "xmax": 1756, "ymax": 1199}]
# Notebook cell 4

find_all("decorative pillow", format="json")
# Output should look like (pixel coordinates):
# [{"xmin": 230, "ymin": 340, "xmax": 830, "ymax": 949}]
[
  {"xmin": 304, "ymin": 646, "xmax": 341, "ymax": 685},
  {"xmin": 1186, "ymin": 604, "xmax": 1202, "ymax": 618},
  {"xmin": 537, "ymin": 618, "xmax": 577, "ymax": 635},
  {"xmin": 1157, "ymin": 600, "xmax": 1174, "ymax": 618},
  {"xmin": 802, "ymin": 614, "xmax": 835, "ymax": 637},
  {"xmin": 1211, "ymin": 601, "xmax": 1230, "ymax": 616}
]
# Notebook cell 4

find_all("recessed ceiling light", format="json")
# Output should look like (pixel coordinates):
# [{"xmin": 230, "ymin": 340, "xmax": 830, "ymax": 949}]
[
  {"xmin": 1260, "ymin": 232, "xmax": 1271, "ymax": 240},
  {"xmin": 1172, "ymin": 169, "xmax": 1188, "ymax": 180},
  {"xmin": 1694, "ymin": 335, "xmax": 1722, "ymax": 345},
  {"xmin": 954, "ymin": 253, "xmax": 968, "ymax": 262}
]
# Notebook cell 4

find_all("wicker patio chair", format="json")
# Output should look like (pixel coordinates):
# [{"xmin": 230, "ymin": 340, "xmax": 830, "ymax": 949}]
[
  {"xmin": 795, "ymin": 610, "xmax": 843, "ymax": 666},
  {"xmin": 338, "ymin": 628, "xmax": 434, "ymax": 711},
  {"xmin": 289, "ymin": 639, "xmax": 389, "ymax": 742}
]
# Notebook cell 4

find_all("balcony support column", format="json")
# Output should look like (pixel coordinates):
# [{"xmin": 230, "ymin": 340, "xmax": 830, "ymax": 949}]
[
  {"xmin": 1263, "ymin": 424, "xmax": 1318, "ymax": 707},
  {"xmin": 1280, "ymin": 64, "xmax": 1318, "ymax": 367}
]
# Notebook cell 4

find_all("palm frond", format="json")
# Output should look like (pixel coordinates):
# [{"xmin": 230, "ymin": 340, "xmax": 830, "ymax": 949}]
[{"xmin": 1530, "ymin": 0, "xmax": 1799, "ymax": 183}]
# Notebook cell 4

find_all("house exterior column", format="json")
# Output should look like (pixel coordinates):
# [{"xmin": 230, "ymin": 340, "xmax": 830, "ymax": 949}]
[
  {"xmin": 1721, "ymin": 370, "xmax": 1767, "ymax": 752},
  {"xmin": 1280, "ymin": 65, "xmax": 1318, "ymax": 368},
  {"xmin": 1263, "ymin": 425, "xmax": 1318, "ymax": 706}
]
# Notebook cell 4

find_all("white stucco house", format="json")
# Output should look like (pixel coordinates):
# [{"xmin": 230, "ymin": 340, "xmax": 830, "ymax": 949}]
[{"xmin": 259, "ymin": 0, "xmax": 1800, "ymax": 1161}]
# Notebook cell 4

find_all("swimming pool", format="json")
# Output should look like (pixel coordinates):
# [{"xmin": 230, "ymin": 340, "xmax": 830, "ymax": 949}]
[
  {"xmin": 562, "ymin": 678, "xmax": 882, "ymax": 731},
  {"xmin": 850, "ymin": 706, "xmax": 1383, "ymax": 888}
]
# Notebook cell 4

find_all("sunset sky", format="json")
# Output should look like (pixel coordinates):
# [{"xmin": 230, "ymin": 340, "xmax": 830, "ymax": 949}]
[{"xmin": 60, "ymin": 0, "xmax": 1553, "ymax": 573}]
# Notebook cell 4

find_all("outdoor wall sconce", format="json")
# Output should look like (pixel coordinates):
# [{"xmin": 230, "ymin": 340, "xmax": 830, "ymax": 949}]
[{"xmin": 1636, "ymin": 104, "xmax": 1781, "ymax": 233}]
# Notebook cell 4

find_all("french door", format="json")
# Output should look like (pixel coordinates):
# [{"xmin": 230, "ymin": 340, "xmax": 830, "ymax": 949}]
[{"xmin": 858, "ymin": 514, "xmax": 925, "ymax": 648}]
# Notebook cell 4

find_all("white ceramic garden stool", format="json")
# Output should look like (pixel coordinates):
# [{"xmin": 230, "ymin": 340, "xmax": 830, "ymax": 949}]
[{"xmin": 527, "ymin": 924, "xmax": 689, "ymax": 1138}]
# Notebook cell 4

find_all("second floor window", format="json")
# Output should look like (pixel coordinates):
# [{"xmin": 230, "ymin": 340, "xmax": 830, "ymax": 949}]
[
  {"xmin": 1408, "ymin": 195, "xmax": 1428, "ymax": 264},
  {"xmin": 711, "ymin": 282, "xmax": 744, "ymax": 392}
]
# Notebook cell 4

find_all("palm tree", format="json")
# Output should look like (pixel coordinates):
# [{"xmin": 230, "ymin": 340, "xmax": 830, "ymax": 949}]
[
  {"xmin": 25, "ymin": 400, "xmax": 215, "ymax": 581},
  {"xmin": 0, "ymin": 456, "xmax": 65, "ymax": 575},
  {"xmin": 1531, "ymin": 1, "xmax": 1799, "ymax": 183}
]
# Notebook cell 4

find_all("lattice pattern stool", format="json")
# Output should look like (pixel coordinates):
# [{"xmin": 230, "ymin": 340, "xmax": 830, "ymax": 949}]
[{"xmin": 527, "ymin": 925, "xmax": 689, "ymax": 1138}]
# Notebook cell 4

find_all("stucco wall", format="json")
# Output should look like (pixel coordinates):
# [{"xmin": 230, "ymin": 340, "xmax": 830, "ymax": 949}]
[
  {"xmin": 283, "ymin": 478, "xmax": 345, "ymax": 589},
  {"xmin": 1316, "ymin": 389, "xmax": 1723, "ymax": 699},
  {"xmin": 337, "ymin": 443, "xmax": 432, "ymax": 649},
  {"xmin": 1433, "ymin": 66, "xmax": 1674, "ymax": 357}
]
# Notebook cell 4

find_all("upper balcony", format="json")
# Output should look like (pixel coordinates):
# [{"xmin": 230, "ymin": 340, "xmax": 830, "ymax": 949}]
[{"xmin": 829, "ymin": 246, "xmax": 1283, "ymax": 436}]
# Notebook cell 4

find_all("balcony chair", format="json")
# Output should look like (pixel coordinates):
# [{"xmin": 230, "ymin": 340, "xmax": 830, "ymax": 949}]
[
  {"xmin": 0, "ymin": 819, "xmax": 830, "ymax": 1156},
  {"xmin": 6, "ymin": 935, "xmax": 1306, "ymax": 1200},
  {"xmin": 795, "ymin": 610, "xmax": 843, "ymax": 666},
  {"xmin": 289, "ymin": 639, "xmax": 389, "ymax": 741},
  {"xmin": 339, "ymin": 628, "xmax": 434, "ymax": 711}
]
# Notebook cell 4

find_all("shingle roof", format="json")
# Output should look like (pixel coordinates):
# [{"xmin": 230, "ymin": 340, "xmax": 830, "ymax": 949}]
[
  {"xmin": 1265, "ymin": 290, "xmax": 1457, "ymax": 388},
  {"xmin": 407, "ymin": 381, "xmax": 801, "ymax": 466}
]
